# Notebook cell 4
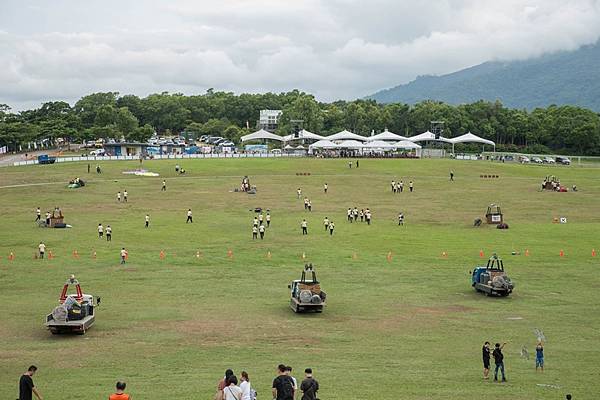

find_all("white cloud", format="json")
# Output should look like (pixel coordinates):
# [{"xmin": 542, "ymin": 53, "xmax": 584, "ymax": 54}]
[{"xmin": 0, "ymin": 0, "xmax": 599, "ymax": 110}]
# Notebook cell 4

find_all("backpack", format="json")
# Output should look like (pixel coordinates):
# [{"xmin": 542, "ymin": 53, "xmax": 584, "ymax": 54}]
[{"xmin": 279, "ymin": 376, "xmax": 294, "ymax": 400}]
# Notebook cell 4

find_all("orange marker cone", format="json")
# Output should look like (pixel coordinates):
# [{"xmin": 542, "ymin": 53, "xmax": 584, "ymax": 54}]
[
  {"xmin": 525, "ymin": 249, "xmax": 530, "ymax": 257},
  {"xmin": 441, "ymin": 251, "xmax": 448, "ymax": 258},
  {"xmin": 479, "ymin": 250, "xmax": 484, "ymax": 258},
  {"xmin": 49, "ymin": 250, "xmax": 54, "ymax": 260},
  {"xmin": 72, "ymin": 250, "xmax": 79, "ymax": 259},
  {"xmin": 386, "ymin": 251, "xmax": 393, "ymax": 262},
  {"xmin": 125, "ymin": 252, "xmax": 129, "ymax": 260},
  {"xmin": 8, "ymin": 252, "xmax": 15, "ymax": 261},
  {"xmin": 559, "ymin": 249, "xmax": 565, "ymax": 257},
  {"xmin": 159, "ymin": 250, "xmax": 165, "ymax": 260},
  {"xmin": 593, "ymin": 249, "xmax": 597, "ymax": 257},
  {"xmin": 227, "ymin": 249, "xmax": 233, "ymax": 259}
]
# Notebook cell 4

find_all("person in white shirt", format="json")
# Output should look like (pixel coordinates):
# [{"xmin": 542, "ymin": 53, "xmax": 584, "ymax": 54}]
[
  {"xmin": 120, "ymin": 248, "xmax": 128, "ymax": 264},
  {"xmin": 347, "ymin": 208, "xmax": 352, "ymax": 222},
  {"xmin": 106, "ymin": 225, "xmax": 112, "ymax": 241},
  {"xmin": 123, "ymin": 190, "xmax": 128, "ymax": 202},
  {"xmin": 399, "ymin": 180, "xmax": 404, "ymax": 193},
  {"xmin": 117, "ymin": 191, "xmax": 121, "ymax": 202},
  {"xmin": 98, "ymin": 223, "xmax": 104, "ymax": 238},
  {"xmin": 323, "ymin": 183, "xmax": 328, "ymax": 194},
  {"xmin": 35, "ymin": 207, "xmax": 41, "ymax": 221},
  {"xmin": 253, "ymin": 217, "xmax": 259, "ymax": 227},
  {"xmin": 38, "ymin": 242, "xmax": 46, "ymax": 259},
  {"xmin": 223, "ymin": 375, "xmax": 243, "ymax": 400},
  {"xmin": 252, "ymin": 226, "xmax": 258, "ymax": 240},
  {"xmin": 409, "ymin": 180, "xmax": 414, "ymax": 192},
  {"xmin": 161, "ymin": 180, "xmax": 166, "ymax": 191},
  {"xmin": 259, "ymin": 224, "xmax": 265, "ymax": 240},
  {"xmin": 145, "ymin": 214, "xmax": 150, "ymax": 228},
  {"xmin": 297, "ymin": 188, "xmax": 302, "ymax": 199},
  {"xmin": 266, "ymin": 213, "xmax": 271, "ymax": 227},
  {"xmin": 258, "ymin": 213, "xmax": 264, "ymax": 224},
  {"xmin": 186, "ymin": 209, "xmax": 193, "ymax": 223},
  {"xmin": 301, "ymin": 219, "xmax": 308, "ymax": 235},
  {"xmin": 323, "ymin": 217, "xmax": 329, "ymax": 231},
  {"xmin": 240, "ymin": 371, "xmax": 253, "ymax": 400},
  {"xmin": 329, "ymin": 221, "xmax": 335, "ymax": 235}
]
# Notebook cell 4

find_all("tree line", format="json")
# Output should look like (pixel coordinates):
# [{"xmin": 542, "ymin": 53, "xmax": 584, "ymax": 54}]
[{"xmin": 1, "ymin": 90, "xmax": 599, "ymax": 155}]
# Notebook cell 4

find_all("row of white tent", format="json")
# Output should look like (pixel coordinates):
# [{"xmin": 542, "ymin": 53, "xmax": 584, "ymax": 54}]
[{"xmin": 241, "ymin": 128, "xmax": 495, "ymax": 150}]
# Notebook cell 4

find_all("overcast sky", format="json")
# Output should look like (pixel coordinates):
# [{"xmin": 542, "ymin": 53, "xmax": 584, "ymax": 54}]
[{"xmin": 1, "ymin": 0, "xmax": 600, "ymax": 110}]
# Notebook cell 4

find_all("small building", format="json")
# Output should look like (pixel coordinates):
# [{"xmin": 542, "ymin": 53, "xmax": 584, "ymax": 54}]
[
  {"xmin": 257, "ymin": 109, "xmax": 282, "ymax": 132},
  {"xmin": 103, "ymin": 142, "xmax": 186, "ymax": 156}
]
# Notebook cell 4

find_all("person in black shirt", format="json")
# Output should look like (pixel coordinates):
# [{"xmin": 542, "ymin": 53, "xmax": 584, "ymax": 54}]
[
  {"xmin": 493, "ymin": 342, "xmax": 507, "ymax": 382},
  {"xmin": 300, "ymin": 368, "xmax": 319, "ymax": 400},
  {"xmin": 19, "ymin": 365, "xmax": 42, "ymax": 400},
  {"xmin": 482, "ymin": 341, "xmax": 491, "ymax": 379},
  {"xmin": 272, "ymin": 364, "xmax": 295, "ymax": 400}
]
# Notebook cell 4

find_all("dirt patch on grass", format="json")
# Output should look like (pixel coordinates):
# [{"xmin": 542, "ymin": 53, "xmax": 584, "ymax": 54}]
[{"xmin": 368, "ymin": 304, "xmax": 475, "ymax": 333}]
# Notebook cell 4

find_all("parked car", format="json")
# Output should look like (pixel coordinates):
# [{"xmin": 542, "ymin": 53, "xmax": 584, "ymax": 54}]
[
  {"xmin": 556, "ymin": 156, "xmax": 571, "ymax": 165},
  {"xmin": 543, "ymin": 157, "xmax": 555, "ymax": 164},
  {"xmin": 519, "ymin": 156, "xmax": 530, "ymax": 163},
  {"xmin": 89, "ymin": 149, "xmax": 106, "ymax": 156},
  {"xmin": 531, "ymin": 157, "xmax": 543, "ymax": 164}
]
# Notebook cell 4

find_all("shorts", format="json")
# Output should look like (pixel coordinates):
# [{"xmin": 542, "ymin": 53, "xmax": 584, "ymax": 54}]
[
  {"xmin": 483, "ymin": 359, "xmax": 490, "ymax": 369},
  {"xmin": 536, "ymin": 357, "xmax": 544, "ymax": 367}
]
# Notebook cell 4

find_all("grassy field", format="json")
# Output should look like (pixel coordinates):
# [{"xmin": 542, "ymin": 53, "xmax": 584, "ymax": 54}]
[{"xmin": 0, "ymin": 158, "xmax": 599, "ymax": 400}]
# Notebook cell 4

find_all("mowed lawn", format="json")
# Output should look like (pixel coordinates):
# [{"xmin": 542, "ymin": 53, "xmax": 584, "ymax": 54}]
[{"xmin": 0, "ymin": 158, "xmax": 599, "ymax": 400}]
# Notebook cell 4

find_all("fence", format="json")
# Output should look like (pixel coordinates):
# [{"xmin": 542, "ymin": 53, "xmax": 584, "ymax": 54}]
[{"xmin": 12, "ymin": 152, "xmax": 303, "ymax": 167}]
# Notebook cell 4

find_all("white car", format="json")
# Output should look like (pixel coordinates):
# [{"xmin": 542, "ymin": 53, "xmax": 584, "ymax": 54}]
[
  {"xmin": 543, "ymin": 157, "xmax": 555, "ymax": 164},
  {"xmin": 531, "ymin": 157, "xmax": 543, "ymax": 164},
  {"xmin": 89, "ymin": 149, "xmax": 105, "ymax": 156},
  {"xmin": 519, "ymin": 156, "xmax": 530, "ymax": 163}
]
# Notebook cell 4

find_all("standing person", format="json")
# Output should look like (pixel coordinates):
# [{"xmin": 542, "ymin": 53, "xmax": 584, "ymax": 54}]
[
  {"xmin": 253, "ymin": 217, "xmax": 259, "ymax": 227},
  {"xmin": 348, "ymin": 161, "xmax": 352, "ymax": 169},
  {"xmin": 96, "ymin": 164, "xmax": 101, "ymax": 174},
  {"xmin": 307, "ymin": 200, "xmax": 312, "ymax": 212},
  {"xmin": 252, "ymin": 226, "xmax": 258, "ymax": 240},
  {"xmin": 87, "ymin": 163, "xmax": 90, "ymax": 173},
  {"xmin": 399, "ymin": 180, "xmax": 404, "ymax": 193},
  {"xmin": 323, "ymin": 183, "xmax": 328, "ymax": 194},
  {"xmin": 303, "ymin": 197, "xmax": 309, "ymax": 210},
  {"xmin": 409, "ymin": 180, "xmax": 414, "ymax": 192},
  {"xmin": 123, "ymin": 190, "xmax": 128, "ymax": 203},
  {"xmin": 38, "ymin": 242, "xmax": 46, "ymax": 259},
  {"xmin": 266, "ymin": 212, "xmax": 271, "ymax": 227},
  {"xmin": 186, "ymin": 209, "xmax": 193, "ymax": 223},
  {"xmin": 359, "ymin": 209, "xmax": 364, "ymax": 222},
  {"xmin": 285, "ymin": 366, "xmax": 298, "ymax": 398},
  {"xmin": 35, "ymin": 207, "xmax": 41, "ymax": 221},
  {"xmin": 347, "ymin": 208, "xmax": 352, "ymax": 223},
  {"xmin": 98, "ymin": 223, "xmax": 104, "ymax": 239},
  {"xmin": 329, "ymin": 221, "xmax": 335, "ymax": 235},
  {"xmin": 391, "ymin": 180, "xmax": 396, "ymax": 193},
  {"xmin": 300, "ymin": 368, "xmax": 319, "ymax": 400},
  {"xmin": 356, "ymin": 159, "xmax": 359, "ymax": 168},
  {"xmin": 398, "ymin": 212, "xmax": 404, "ymax": 226},
  {"xmin": 323, "ymin": 217, "xmax": 329, "ymax": 231},
  {"xmin": 108, "ymin": 381, "xmax": 131, "ymax": 400},
  {"xmin": 117, "ymin": 191, "xmax": 121, "ymax": 202},
  {"xmin": 259, "ymin": 224, "xmax": 265, "ymax": 240},
  {"xmin": 535, "ymin": 341, "xmax": 544, "ymax": 372},
  {"xmin": 450, "ymin": 171, "xmax": 454, "ymax": 181},
  {"xmin": 240, "ymin": 371, "xmax": 253, "ymax": 400},
  {"xmin": 45, "ymin": 211, "xmax": 51, "ymax": 226},
  {"xmin": 353, "ymin": 207, "xmax": 358, "ymax": 221},
  {"xmin": 493, "ymin": 342, "xmax": 507, "ymax": 382},
  {"xmin": 120, "ymin": 248, "xmax": 128, "ymax": 264},
  {"xmin": 217, "ymin": 370, "xmax": 235, "ymax": 400},
  {"xmin": 19, "ymin": 365, "xmax": 42, "ymax": 400},
  {"xmin": 301, "ymin": 219, "xmax": 308, "ymax": 235},
  {"xmin": 272, "ymin": 364, "xmax": 295, "ymax": 400},
  {"xmin": 297, "ymin": 188, "xmax": 302, "ymax": 199},
  {"xmin": 258, "ymin": 213, "xmax": 264, "ymax": 225},
  {"xmin": 145, "ymin": 214, "xmax": 150, "ymax": 228},
  {"xmin": 223, "ymin": 375, "xmax": 243, "ymax": 400},
  {"xmin": 482, "ymin": 341, "xmax": 491, "ymax": 379},
  {"xmin": 161, "ymin": 180, "xmax": 167, "ymax": 191},
  {"xmin": 106, "ymin": 225, "xmax": 112, "ymax": 242},
  {"xmin": 365, "ymin": 210, "xmax": 372, "ymax": 225}
]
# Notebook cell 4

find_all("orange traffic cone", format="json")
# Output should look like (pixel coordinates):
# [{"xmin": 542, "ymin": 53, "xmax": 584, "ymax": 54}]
[
  {"xmin": 72, "ymin": 250, "xmax": 79, "ymax": 259},
  {"xmin": 227, "ymin": 249, "xmax": 233, "ymax": 259},
  {"xmin": 8, "ymin": 252, "xmax": 15, "ymax": 261},
  {"xmin": 559, "ymin": 249, "xmax": 565, "ymax": 257},
  {"xmin": 48, "ymin": 250, "xmax": 54, "ymax": 260},
  {"xmin": 593, "ymin": 249, "xmax": 597, "ymax": 257},
  {"xmin": 159, "ymin": 250, "xmax": 165, "ymax": 260},
  {"xmin": 525, "ymin": 249, "xmax": 530, "ymax": 257},
  {"xmin": 441, "ymin": 251, "xmax": 448, "ymax": 258},
  {"xmin": 386, "ymin": 251, "xmax": 393, "ymax": 262},
  {"xmin": 479, "ymin": 250, "xmax": 485, "ymax": 258}
]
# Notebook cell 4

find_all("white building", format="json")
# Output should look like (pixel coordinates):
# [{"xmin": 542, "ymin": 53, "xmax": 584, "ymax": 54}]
[{"xmin": 257, "ymin": 109, "xmax": 282, "ymax": 132}]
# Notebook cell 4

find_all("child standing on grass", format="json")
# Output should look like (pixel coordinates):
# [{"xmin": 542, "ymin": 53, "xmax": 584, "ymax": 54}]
[
  {"xmin": 38, "ymin": 242, "xmax": 46, "ymax": 259},
  {"xmin": 535, "ymin": 341, "xmax": 544, "ymax": 372},
  {"xmin": 186, "ymin": 209, "xmax": 193, "ymax": 223}
]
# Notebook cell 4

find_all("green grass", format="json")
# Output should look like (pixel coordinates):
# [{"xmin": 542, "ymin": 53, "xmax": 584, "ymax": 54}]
[{"xmin": 0, "ymin": 158, "xmax": 599, "ymax": 400}]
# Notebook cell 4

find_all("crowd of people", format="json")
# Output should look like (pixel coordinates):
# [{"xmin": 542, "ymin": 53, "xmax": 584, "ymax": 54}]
[
  {"xmin": 346, "ymin": 207, "xmax": 372, "ymax": 225},
  {"xmin": 390, "ymin": 179, "xmax": 414, "ymax": 193}
]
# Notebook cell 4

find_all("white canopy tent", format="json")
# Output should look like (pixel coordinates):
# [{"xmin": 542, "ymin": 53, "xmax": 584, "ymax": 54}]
[
  {"xmin": 364, "ymin": 140, "xmax": 397, "ymax": 149},
  {"xmin": 447, "ymin": 132, "xmax": 496, "ymax": 153},
  {"xmin": 309, "ymin": 139, "xmax": 338, "ymax": 149},
  {"xmin": 395, "ymin": 140, "xmax": 422, "ymax": 149},
  {"xmin": 241, "ymin": 129, "xmax": 284, "ymax": 143},
  {"xmin": 326, "ymin": 130, "xmax": 368, "ymax": 142},
  {"xmin": 336, "ymin": 140, "xmax": 365, "ymax": 149},
  {"xmin": 407, "ymin": 131, "xmax": 453, "ymax": 143},
  {"xmin": 367, "ymin": 129, "xmax": 408, "ymax": 142},
  {"xmin": 282, "ymin": 129, "xmax": 325, "ymax": 142}
]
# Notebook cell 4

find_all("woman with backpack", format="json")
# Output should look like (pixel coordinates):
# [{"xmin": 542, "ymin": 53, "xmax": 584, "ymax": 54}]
[{"xmin": 240, "ymin": 371, "xmax": 256, "ymax": 400}]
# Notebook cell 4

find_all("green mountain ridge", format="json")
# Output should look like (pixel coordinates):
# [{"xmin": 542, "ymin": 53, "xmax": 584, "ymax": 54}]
[{"xmin": 368, "ymin": 41, "xmax": 600, "ymax": 111}]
